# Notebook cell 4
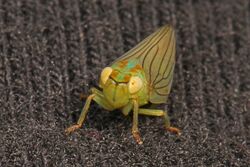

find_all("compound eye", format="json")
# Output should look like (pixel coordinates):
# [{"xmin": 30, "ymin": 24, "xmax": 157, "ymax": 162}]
[
  {"xmin": 100, "ymin": 67, "xmax": 113, "ymax": 85},
  {"xmin": 128, "ymin": 76, "xmax": 143, "ymax": 94}
]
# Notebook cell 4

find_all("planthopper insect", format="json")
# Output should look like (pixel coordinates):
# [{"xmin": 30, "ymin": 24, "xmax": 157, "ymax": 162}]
[{"xmin": 65, "ymin": 25, "xmax": 180, "ymax": 144}]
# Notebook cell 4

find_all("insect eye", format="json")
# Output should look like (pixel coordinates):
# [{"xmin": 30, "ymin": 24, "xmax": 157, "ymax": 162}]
[
  {"xmin": 100, "ymin": 67, "xmax": 113, "ymax": 85},
  {"xmin": 128, "ymin": 76, "xmax": 143, "ymax": 94}
]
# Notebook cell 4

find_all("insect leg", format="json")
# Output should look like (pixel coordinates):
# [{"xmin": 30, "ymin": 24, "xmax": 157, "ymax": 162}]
[
  {"xmin": 80, "ymin": 93, "xmax": 88, "ymax": 100},
  {"xmin": 121, "ymin": 101, "xmax": 133, "ymax": 116},
  {"xmin": 65, "ymin": 94, "xmax": 95, "ymax": 134},
  {"xmin": 132, "ymin": 99, "xmax": 143, "ymax": 144},
  {"xmin": 138, "ymin": 108, "xmax": 165, "ymax": 116},
  {"xmin": 162, "ymin": 111, "xmax": 181, "ymax": 135},
  {"xmin": 138, "ymin": 109, "xmax": 181, "ymax": 135}
]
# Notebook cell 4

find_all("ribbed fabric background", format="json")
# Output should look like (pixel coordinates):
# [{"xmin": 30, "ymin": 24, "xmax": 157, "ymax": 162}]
[{"xmin": 0, "ymin": 0, "xmax": 250, "ymax": 166}]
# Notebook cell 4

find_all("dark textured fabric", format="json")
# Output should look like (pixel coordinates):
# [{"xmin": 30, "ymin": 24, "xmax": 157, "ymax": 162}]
[{"xmin": 0, "ymin": 0, "xmax": 250, "ymax": 166}]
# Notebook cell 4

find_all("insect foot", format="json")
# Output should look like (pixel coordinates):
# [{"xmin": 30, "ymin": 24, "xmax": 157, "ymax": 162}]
[
  {"xmin": 166, "ymin": 127, "xmax": 181, "ymax": 136},
  {"xmin": 65, "ymin": 124, "xmax": 81, "ymax": 135},
  {"xmin": 132, "ymin": 130, "xmax": 143, "ymax": 145}
]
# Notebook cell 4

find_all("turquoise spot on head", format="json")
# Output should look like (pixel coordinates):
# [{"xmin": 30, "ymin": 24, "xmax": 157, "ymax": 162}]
[
  {"xmin": 112, "ymin": 59, "xmax": 139, "ymax": 71},
  {"xmin": 110, "ymin": 59, "xmax": 144, "ymax": 83},
  {"xmin": 126, "ymin": 60, "xmax": 137, "ymax": 69}
]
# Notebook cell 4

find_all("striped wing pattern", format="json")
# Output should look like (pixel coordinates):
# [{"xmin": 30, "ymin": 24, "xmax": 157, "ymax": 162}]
[{"xmin": 114, "ymin": 25, "xmax": 176, "ymax": 104}]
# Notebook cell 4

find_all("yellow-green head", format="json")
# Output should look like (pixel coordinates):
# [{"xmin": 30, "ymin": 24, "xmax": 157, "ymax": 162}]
[{"xmin": 99, "ymin": 59, "xmax": 149, "ymax": 108}]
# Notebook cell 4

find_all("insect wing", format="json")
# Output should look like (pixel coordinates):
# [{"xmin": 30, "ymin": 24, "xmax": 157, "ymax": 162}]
[{"xmin": 114, "ymin": 25, "xmax": 176, "ymax": 104}]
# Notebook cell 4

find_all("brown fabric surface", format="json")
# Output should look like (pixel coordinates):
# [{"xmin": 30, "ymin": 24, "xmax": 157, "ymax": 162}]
[{"xmin": 0, "ymin": 0, "xmax": 250, "ymax": 166}]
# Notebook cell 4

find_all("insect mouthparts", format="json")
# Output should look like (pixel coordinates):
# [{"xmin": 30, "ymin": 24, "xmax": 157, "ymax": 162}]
[{"xmin": 112, "ymin": 85, "xmax": 117, "ymax": 102}]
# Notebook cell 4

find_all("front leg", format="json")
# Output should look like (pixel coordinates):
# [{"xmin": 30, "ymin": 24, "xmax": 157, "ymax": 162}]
[
  {"xmin": 65, "ymin": 94, "xmax": 95, "ymax": 134},
  {"xmin": 65, "ymin": 88, "xmax": 114, "ymax": 134},
  {"xmin": 132, "ymin": 99, "xmax": 143, "ymax": 144}
]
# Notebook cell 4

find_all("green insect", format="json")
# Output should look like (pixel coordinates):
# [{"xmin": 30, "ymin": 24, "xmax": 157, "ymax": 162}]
[{"xmin": 65, "ymin": 25, "xmax": 180, "ymax": 144}]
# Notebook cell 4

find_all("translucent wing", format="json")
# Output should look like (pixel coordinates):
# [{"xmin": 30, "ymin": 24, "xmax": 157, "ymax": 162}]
[{"xmin": 114, "ymin": 25, "xmax": 176, "ymax": 104}]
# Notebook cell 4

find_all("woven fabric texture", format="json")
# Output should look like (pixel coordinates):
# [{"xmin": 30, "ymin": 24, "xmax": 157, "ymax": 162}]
[{"xmin": 0, "ymin": 0, "xmax": 250, "ymax": 166}]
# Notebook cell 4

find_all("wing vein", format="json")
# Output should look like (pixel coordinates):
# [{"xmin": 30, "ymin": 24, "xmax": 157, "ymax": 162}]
[
  {"xmin": 152, "ymin": 31, "xmax": 173, "ymax": 84},
  {"xmin": 149, "ymin": 45, "xmax": 159, "ymax": 83},
  {"xmin": 119, "ymin": 27, "xmax": 166, "ymax": 61},
  {"xmin": 154, "ymin": 65, "xmax": 174, "ymax": 89},
  {"xmin": 154, "ymin": 39, "xmax": 175, "ymax": 85},
  {"xmin": 141, "ymin": 29, "xmax": 170, "ymax": 67}
]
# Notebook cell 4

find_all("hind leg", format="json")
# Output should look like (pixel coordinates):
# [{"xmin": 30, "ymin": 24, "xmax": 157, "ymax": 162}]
[{"xmin": 138, "ymin": 108, "xmax": 180, "ymax": 135}]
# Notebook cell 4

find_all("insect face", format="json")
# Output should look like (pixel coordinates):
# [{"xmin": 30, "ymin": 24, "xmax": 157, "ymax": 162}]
[
  {"xmin": 99, "ymin": 67, "xmax": 131, "ymax": 108},
  {"xmin": 99, "ymin": 65, "xmax": 145, "ymax": 108},
  {"xmin": 102, "ymin": 77, "xmax": 130, "ymax": 108}
]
